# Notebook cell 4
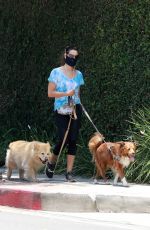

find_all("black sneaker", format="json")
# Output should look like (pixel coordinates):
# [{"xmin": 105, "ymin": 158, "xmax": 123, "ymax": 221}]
[
  {"xmin": 45, "ymin": 162, "xmax": 56, "ymax": 178},
  {"xmin": 65, "ymin": 172, "xmax": 77, "ymax": 182}
]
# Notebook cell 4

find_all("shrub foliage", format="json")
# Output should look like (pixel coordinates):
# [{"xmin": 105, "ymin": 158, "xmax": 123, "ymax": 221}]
[{"xmin": 127, "ymin": 107, "xmax": 150, "ymax": 183}]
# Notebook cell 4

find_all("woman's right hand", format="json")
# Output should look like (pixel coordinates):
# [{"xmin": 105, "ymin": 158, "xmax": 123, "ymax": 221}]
[{"xmin": 66, "ymin": 90, "xmax": 75, "ymax": 97}]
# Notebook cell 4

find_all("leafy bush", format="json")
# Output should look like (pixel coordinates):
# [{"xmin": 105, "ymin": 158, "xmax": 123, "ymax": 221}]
[{"xmin": 126, "ymin": 107, "xmax": 150, "ymax": 183}]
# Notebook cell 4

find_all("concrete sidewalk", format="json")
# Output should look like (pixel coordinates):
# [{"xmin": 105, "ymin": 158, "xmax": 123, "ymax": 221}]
[{"xmin": 0, "ymin": 169, "xmax": 150, "ymax": 213}]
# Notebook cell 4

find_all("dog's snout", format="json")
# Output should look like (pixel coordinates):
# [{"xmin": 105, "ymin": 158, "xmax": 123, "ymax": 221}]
[{"xmin": 45, "ymin": 157, "xmax": 48, "ymax": 162}]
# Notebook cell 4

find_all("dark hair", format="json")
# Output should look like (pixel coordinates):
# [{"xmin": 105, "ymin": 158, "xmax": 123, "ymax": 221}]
[
  {"xmin": 65, "ymin": 45, "xmax": 79, "ymax": 54},
  {"xmin": 60, "ymin": 45, "xmax": 79, "ymax": 65}
]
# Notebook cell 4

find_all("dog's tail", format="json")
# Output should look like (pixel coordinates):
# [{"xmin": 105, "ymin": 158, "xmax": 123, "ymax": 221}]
[{"xmin": 88, "ymin": 132, "xmax": 104, "ymax": 159}]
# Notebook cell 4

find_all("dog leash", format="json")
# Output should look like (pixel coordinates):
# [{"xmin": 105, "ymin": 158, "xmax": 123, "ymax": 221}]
[
  {"xmin": 54, "ymin": 113, "xmax": 73, "ymax": 171},
  {"xmin": 80, "ymin": 102, "xmax": 102, "ymax": 135},
  {"xmin": 54, "ymin": 100, "xmax": 77, "ymax": 169},
  {"xmin": 46, "ymin": 104, "xmax": 77, "ymax": 175},
  {"xmin": 80, "ymin": 102, "xmax": 104, "ymax": 179}
]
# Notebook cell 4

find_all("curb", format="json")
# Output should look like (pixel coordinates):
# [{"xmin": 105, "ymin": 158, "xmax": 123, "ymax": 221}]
[
  {"xmin": 0, "ymin": 187, "xmax": 150, "ymax": 213},
  {"xmin": 0, "ymin": 169, "xmax": 150, "ymax": 213}
]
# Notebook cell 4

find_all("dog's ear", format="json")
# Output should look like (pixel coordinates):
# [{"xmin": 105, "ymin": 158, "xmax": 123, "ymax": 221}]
[
  {"xmin": 46, "ymin": 142, "xmax": 51, "ymax": 150},
  {"xmin": 118, "ymin": 142, "xmax": 125, "ymax": 148},
  {"xmin": 32, "ymin": 142, "xmax": 40, "ymax": 151}
]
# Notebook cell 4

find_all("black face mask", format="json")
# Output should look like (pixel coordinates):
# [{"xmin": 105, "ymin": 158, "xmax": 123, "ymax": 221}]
[{"xmin": 65, "ymin": 56, "xmax": 78, "ymax": 67}]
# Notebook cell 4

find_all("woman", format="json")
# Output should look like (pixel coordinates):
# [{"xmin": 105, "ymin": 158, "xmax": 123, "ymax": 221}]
[{"xmin": 46, "ymin": 46, "xmax": 84, "ymax": 182}]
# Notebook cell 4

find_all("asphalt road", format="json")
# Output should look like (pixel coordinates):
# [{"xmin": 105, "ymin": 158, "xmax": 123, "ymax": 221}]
[{"xmin": 0, "ymin": 206, "xmax": 150, "ymax": 230}]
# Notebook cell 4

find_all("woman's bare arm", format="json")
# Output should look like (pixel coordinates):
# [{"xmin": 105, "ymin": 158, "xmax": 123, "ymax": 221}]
[{"xmin": 48, "ymin": 82, "xmax": 75, "ymax": 98}]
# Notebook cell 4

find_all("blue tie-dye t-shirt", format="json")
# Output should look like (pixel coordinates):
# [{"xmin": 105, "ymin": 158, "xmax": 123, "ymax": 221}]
[{"xmin": 48, "ymin": 67, "xmax": 84, "ymax": 111}]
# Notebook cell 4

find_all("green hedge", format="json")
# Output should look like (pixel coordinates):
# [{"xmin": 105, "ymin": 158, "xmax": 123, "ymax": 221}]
[{"xmin": 0, "ymin": 0, "xmax": 149, "ymax": 181}]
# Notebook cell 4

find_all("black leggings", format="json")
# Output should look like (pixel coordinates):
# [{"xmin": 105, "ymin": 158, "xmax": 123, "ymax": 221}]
[{"xmin": 53, "ymin": 104, "xmax": 82, "ymax": 156}]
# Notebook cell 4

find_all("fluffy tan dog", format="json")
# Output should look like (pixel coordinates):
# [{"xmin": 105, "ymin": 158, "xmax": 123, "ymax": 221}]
[
  {"xmin": 5, "ymin": 140, "xmax": 51, "ymax": 182},
  {"xmin": 88, "ymin": 133, "xmax": 136, "ymax": 186}
]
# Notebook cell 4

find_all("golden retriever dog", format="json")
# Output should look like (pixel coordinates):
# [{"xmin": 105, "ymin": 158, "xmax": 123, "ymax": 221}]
[
  {"xmin": 88, "ymin": 133, "xmax": 136, "ymax": 186},
  {"xmin": 5, "ymin": 140, "xmax": 51, "ymax": 182}
]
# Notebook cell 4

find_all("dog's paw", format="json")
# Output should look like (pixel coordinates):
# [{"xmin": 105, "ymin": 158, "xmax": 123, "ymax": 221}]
[
  {"xmin": 104, "ymin": 180, "xmax": 111, "ymax": 185},
  {"xmin": 30, "ymin": 178, "xmax": 39, "ymax": 183},
  {"xmin": 122, "ymin": 183, "xmax": 129, "ymax": 187},
  {"xmin": 93, "ymin": 179, "xmax": 100, "ymax": 184},
  {"xmin": 23, "ymin": 178, "xmax": 39, "ymax": 183},
  {"xmin": 113, "ymin": 183, "xmax": 129, "ymax": 187}
]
